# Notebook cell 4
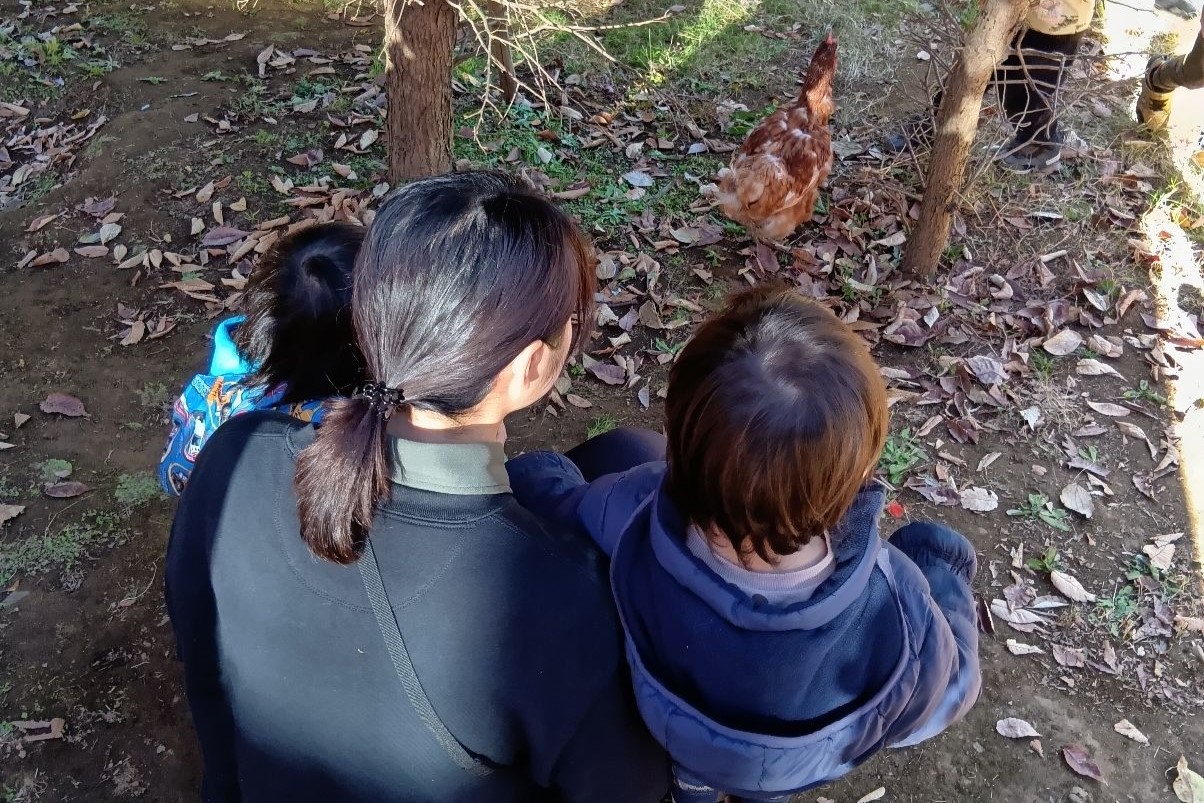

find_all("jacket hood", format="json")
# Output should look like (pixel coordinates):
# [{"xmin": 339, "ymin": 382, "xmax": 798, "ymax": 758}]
[
  {"xmin": 644, "ymin": 484, "xmax": 886, "ymax": 632},
  {"xmin": 610, "ymin": 484, "xmax": 924, "ymax": 796}
]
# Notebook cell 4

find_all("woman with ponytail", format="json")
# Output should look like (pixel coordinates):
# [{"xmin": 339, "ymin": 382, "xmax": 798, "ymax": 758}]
[{"xmin": 164, "ymin": 171, "xmax": 669, "ymax": 803}]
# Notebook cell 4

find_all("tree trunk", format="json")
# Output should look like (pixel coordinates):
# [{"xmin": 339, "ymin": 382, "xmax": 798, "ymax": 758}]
[
  {"xmin": 384, "ymin": 0, "xmax": 458, "ymax": 183},
  {"xmin": 901, "ymin": 0, "xmax": 1030, "ymax": 277},
  {"xmin": 486, "ymin": 0, "xmax": 517, "ymax": 104}
]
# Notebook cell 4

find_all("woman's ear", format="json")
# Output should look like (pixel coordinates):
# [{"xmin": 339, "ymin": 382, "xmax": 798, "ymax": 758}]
[{"xmin": 500, "ymin": 320, "xmax": 573, "ymax": 413}]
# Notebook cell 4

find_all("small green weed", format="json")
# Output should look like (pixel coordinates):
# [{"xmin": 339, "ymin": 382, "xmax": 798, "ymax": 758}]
[
  {"xmin": 0, "ymin": 474, "xmax": 18, "ymax": 500},
  {"xmin": 1007, "ymin": 492, "xmax": 1072, "ymax": 532},
  {"xmin": 114, "ymin": 472, "xmax": 161, "ymax": 508},
  {"xmin": 586, "ymin": 414, "xmax": 619, "ymax": 439},
  {"xmin": 138, "ymin": 75, "xmax": 168, "ymax": 85},
  {"xmin": 879, "ymin": 428, "xmax": 927, "ymax": 486},
  {"xmin": 35, "ymin": 459, "xmax": 73, "ymax": 484},
  {"xmin": 1030, "ymin": 350, "xmax": 1055, "ymax": 380},
  {"xmin": 1091, "ymin": 585, "xmax": 1139, "ymax": 639},
  {"xmin": 1025, "ymin": 545, "xmax": 1062, "ymax": 573},
  {"xmin": 136, "ymin": 381, "xmax": 172, "ymax": 412},
  {"xmin": 567, "ymin": 362, "xmax": 585, "ymax": 379},
  {"xmin": 1123, "ymin": 379, "xmax": 1167, "ymax": 407}
]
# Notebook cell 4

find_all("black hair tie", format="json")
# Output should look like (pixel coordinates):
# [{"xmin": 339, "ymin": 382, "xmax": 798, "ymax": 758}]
[{"xmin": 357, "ymin": 382, "xmax": 405, "ymax": 417}]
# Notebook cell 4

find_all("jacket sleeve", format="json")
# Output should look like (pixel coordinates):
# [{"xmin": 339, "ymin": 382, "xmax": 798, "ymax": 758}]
[
  {"xmin": 507, "ymin": 452, "xmax": 662, "ymax": 557},
  {"xmin": 884, "ymin": 521, "xmax": 982, "ymax": 747},
  {"xmin": 546, "ymin": 666, "xmax": 671, "ymax": 803},
  {"xmin": 164, "ymin": 442, "xmax": 243, "ymax": 802}
]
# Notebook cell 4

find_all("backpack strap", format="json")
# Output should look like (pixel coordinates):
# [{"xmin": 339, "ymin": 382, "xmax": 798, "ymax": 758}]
[{"xmin": 358, "ymin": 538, "xmax": 493, "ymax": 777}]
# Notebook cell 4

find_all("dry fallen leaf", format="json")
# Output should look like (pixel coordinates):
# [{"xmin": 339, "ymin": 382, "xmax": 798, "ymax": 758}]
[
  {"xmin": 1175, "ymin": 756, "xmax": 1204, "ymax": 802},
  {"xmin": 98, "ymin": 222, "xmax": 122, "ymax": 244},
  {"xmin": 196, "ymin": 181, "xmax": 215, "ymax": 204},
  {"xmin": 855, "ymin": 788, "xmax": 886, "ymax": 803},
  {"xmin": 1063, "ymin": 744, "xmax": 1106, "ymax": 783},
  {"xmin": 1050, "ymin": 569, "xmax": 1096, "ymax": 603},
  {"xmin": 0, "ymin": 504, "xmax": 25, "ymax": 526},
  {"xmin": 960, "ymin": 486, "xmax": 999, "ymax": 513},
  {"xmin": 201, "ymin": 227, "xmax": 249, "ymax": 247},
  {"xmin": 1086, "ymin": 401, "xmax": 1130, "ymax": 417},
  {"xmin": 1143, "ymin": 542, "xmax": 1175, "ymax": 572},
  {"xmin": 565, "ymin": 394, "xmax": 592, "ymax": 409},
  {"xmin": 1059, "ymin": 483, "xmax": 1094, "ymax": 519},
  {"xmin": 1006, "ymin": 639, "xmax": 1044, "ymax": 656},
  {"xmin": 1076, "ymin": 358, "xmax": 1122, "ymax": 378},
  {"xmin": 622, "ymin": 170, "xmax": 654, "ymax": 188},
  {"xmin": 1175, "ymin": 615, "xmax": 1204, "ymax": 633},
  {"xmin": 40, "ymin": 393, "xmax": 88, "ymax": 417},
  {"xmin": 997, "ymin": 717, "xmax": 1041, "ymax": 738},
  {"xmin": 1112, "ymin": 719, "xmax": 1149, "ymax": 745},
  {"xmin": 14, "ymin": 413, "xmax": 30, "ymax": 429},
  {"xmin": 1052, "ymin": 644, "xmax": 1086, "ymax": 668},
  {"xmin": 25, "ymin": 213, "xmax": 61, "ymax": 232},
  {"xmin": 43, "ymin": 481, "xmax": 91, "ymax": 498},
  {"xmin": 74, "ymin": 245, "xmax": 109, "ymax": 258},
  {"xmin": 31, "ymin": 248, "xmax": 71, "ymax": 267},
  {"xmin": 1043, "ymin": 330, "xmax": 1083, "ymax": 356}
]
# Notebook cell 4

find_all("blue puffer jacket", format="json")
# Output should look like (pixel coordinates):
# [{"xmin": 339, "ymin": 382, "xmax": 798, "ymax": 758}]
[{"xmin": 508, "ymin": 457, "xmax": 981, "ymax": 797}]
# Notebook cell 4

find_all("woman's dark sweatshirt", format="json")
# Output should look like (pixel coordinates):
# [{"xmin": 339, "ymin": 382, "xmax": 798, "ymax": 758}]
[{"xmin": 165, "ymin": 412, "xmax": 669, "ymax": 803}]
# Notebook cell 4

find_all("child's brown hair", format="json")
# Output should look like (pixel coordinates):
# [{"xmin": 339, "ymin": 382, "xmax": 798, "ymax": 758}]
[{"xmin": 665, "ymin": 284, "xmax": 888, "ymax": 562}]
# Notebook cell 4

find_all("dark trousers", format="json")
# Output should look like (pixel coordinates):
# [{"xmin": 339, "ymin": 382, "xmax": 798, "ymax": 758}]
[
  {"xmin": 995, "ymin": 28, "xmax": 1086, "ymax": 145},
  {"xmin": 1149, "ymin": 29, "xmax": 1204, "ymax": 92},
  {"xmin": 563, "ymin": 427, "xmax": 666, "ymax": 481},
  {"xmin": 929, "ymin": 27, "xmax": 1086, "ymax": 145}
]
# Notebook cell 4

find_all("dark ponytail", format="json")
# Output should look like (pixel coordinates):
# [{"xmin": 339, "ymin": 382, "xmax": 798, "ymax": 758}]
[{"xmin": 294, "ymin": 171, "xmax": 596, "ymax": 563}]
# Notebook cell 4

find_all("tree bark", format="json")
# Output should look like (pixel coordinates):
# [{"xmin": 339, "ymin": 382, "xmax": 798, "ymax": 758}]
[
  {"xmin": 486, "ymin": 0, "xmax": 517, "ymax": 104},
  {"xmin": 384, "ymin": 0, "xmax": 458, "ymax": 183},
  {"xmin": 901, "ymin": 0, "xmax": 1030, "ymax": 277}
]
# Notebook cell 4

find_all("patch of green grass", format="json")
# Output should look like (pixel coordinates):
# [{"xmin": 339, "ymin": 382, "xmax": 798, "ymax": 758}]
[
  {"xmin": 1029, "ymin": 350, "xmax": 1055, "ymax": 380},
  {"xmin": 567, "ymin": 362, "xmax": 586, "ymax": 379},
  {"xmin": 0, "ymin": 511, "xmax": 124, "ymax": 586},
  {"xmin": 1007, "ymin": 492, "xmax": 1071, "ymax": 532},
  {"xmin": 202, "ymin": 69, "xmax": 233, "ymax": 82},
  {"xmin": 114, "ymin": 473, "xmax": 161, "ymax": 509},
  {"xmin": 586, "ymin": 414, "xmax": 619, "ymax": 439},
  {"xmin": 1123, "ymin": 379, "xmax": 1168, "ymax": 408},
  {"xmin": 138, "ymin": 75, "xmax": 168, "ymax": 85},
  {"xmin": 136, "ymin": 381, "xmax": 172, "ymax": 411},
  {"xmin": 0, "ymin": 474, "xmax": 19, "ymax": 501},
  {"xmin": 236, "ymin": 169, "xmax": 276, "ymax": 196},
  {"xmin": 879, "ymin": 427, "xmax": 926, "ymax": 486},
  {"xmin": 253, "ymin": 128, "xmax": 282, "ymax": 148}
]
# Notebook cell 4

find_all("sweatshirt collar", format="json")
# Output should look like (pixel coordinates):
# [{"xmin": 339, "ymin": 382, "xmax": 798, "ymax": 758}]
[
  {"xmin": 388, "ymin": 437, "xmax": 511, "ymax": 496},
  {"xmin": 645, "ymin": 483, "xmax": 886, "ymax": 631}
]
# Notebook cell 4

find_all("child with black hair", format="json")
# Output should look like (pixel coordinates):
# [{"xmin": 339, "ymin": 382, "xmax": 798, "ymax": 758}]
[
  {"xmin": 509, "ymin": 284, "xmax": 982, "ymax": 802},
  {"xmin": 158, "ymin": 222, "xmax": 365, "ymax": 495}
]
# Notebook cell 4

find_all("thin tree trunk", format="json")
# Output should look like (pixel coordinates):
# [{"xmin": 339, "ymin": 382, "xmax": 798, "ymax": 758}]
[
  {"xmin": 486, "ymin": 0, "xmax": 517, "ymax": 104},
  {"xmin": 384, "ymin": 0, "xmax": 457, "ymax": 183},
  {"xmin": 901, "ymin": 0, "xmax": 1030, "ymax": 277}
]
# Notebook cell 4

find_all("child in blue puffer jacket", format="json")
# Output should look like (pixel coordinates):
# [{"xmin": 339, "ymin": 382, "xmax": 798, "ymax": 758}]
[
  {"xmin": 508, "ymin": 284, "xmax": 981, "ymax": 802},
  {"xmin": 158, "ymin": 222, "xmax": 365, "ymax": 495}
]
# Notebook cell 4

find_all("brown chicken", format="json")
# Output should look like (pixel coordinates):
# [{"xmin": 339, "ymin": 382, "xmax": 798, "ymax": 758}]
[{"xmin": 716, "ymin": 33, "xmax": 837, "ymax": 242}]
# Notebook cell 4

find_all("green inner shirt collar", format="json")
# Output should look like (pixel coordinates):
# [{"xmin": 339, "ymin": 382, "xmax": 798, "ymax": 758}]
[{"xmin": 388, "ymin": 437, "xmax": 511, "ymax": 496}]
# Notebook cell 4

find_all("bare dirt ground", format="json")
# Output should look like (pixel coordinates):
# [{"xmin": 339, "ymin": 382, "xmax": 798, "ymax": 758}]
[{"xmin": 1, "ymin": 0, "xmax": 1203, "ymax": 801}]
